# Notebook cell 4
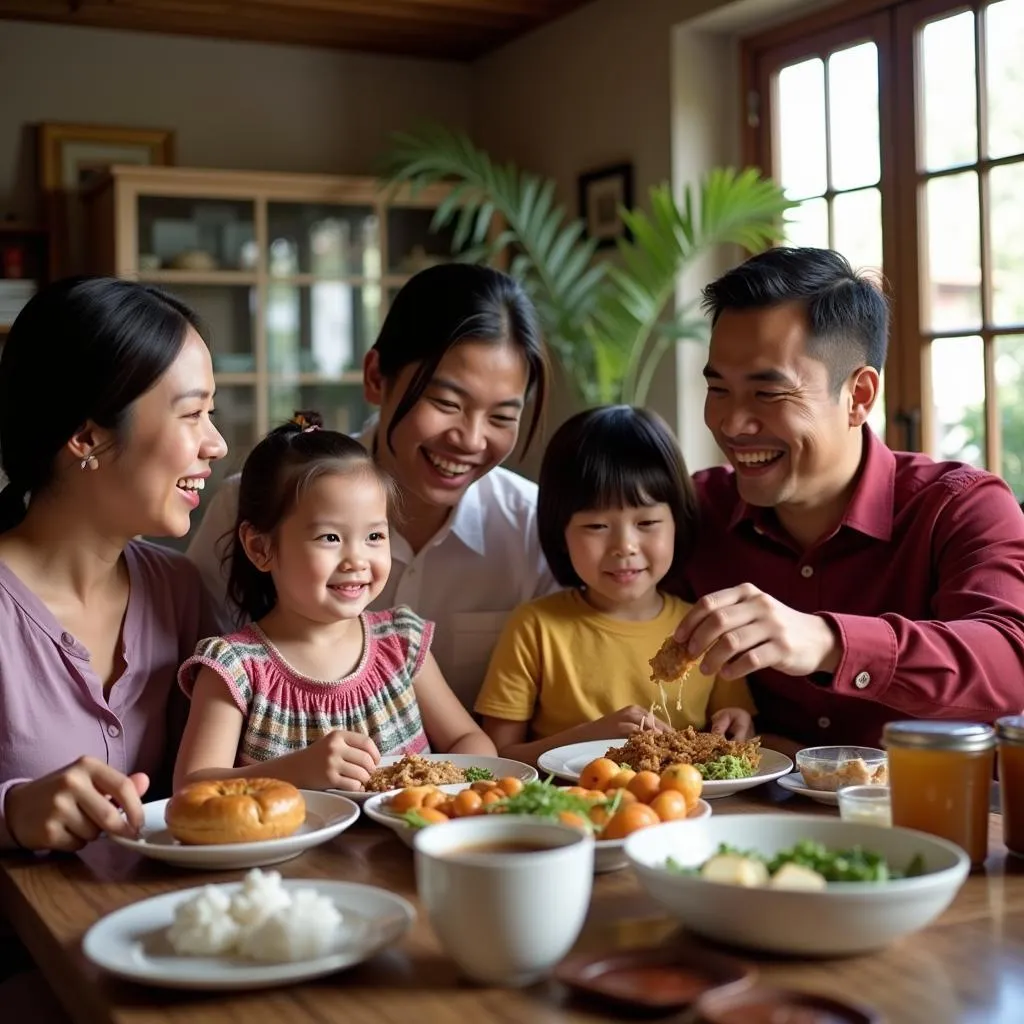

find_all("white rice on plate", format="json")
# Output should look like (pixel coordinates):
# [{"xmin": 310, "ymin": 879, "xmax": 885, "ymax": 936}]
[{"xmin": 166, "ymin": 868, "xmax": 342, "ymax": 962}]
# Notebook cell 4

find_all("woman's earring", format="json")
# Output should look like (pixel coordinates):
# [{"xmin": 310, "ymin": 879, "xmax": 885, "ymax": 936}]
[{"xmin": 80, "ymin": 455, "xmax": 98, "ymax": 471}]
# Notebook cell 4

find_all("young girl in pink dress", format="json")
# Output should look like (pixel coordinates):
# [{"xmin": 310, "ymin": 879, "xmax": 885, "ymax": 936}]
[{"xmin": 174, "ymin": 413, "xmax": 494, "ymax": 792}]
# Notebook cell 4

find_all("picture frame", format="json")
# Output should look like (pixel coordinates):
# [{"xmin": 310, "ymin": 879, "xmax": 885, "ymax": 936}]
[
  {"xmin": 578, "ymin": 162, "xmax": 634, "ymax": 248},
  {"xmin": 37, "ymin": 122, "xmax": 175, "ymax": 275}
]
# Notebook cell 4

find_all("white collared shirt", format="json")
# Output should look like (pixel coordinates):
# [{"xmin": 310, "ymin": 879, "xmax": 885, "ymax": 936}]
[{"xmin": 185, "ymin": 462, "xmax": 557, "ymax": 709}]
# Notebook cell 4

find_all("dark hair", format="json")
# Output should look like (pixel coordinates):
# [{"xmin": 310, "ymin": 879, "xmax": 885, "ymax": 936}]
[
  {"xmin": 372, "ymin": 263, "xmax": 548, "ymax": 456},
  {"xmin": 701, "ymin": 247, "xmax": 890, "ymax": 395},
  {"xmin": 537, "ymin": 405, "xmax": 698, "ymax": 590},
  {"xmin": 227, "ymin": 411, "xmax": 397, "ymax": 621},
  {"xmin": 0, "ymin": 276, "xmax": 201, "ymax": 533}
]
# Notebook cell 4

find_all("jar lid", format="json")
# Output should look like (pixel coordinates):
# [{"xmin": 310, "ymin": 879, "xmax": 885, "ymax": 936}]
[
  {"xmin": 883, "ymin": 720, "xmax": 995, "ymax": 752},
  {"xmin": 996, "ymin": 716, "xmax": 1024, "ymax": 743}
]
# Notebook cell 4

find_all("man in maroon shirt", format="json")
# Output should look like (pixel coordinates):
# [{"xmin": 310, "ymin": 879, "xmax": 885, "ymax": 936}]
[{"xmin": 676, "ymin": 247, "xmax": 1024, "ymax": 751}]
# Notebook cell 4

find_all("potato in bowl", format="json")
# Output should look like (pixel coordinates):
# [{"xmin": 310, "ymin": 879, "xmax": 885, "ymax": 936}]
[{"xmin": 624, "ymin": 814, "xmax": 969, "ymax": 956}]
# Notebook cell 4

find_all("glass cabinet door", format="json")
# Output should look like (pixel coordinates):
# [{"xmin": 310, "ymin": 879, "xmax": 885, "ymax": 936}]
[
  {"xmin": 264, "ymin": 202, "xmax": 382, "ymax": 434},
  {"xmin": 158, "ymin": 283, "xmax": 256, "ymax": 376},
  {"xmin": 267, "ymin": 203, "xmax": 380, "ymax": 277},
  {"xmin": 386, "ymin": 206, "xmax": 458, "ymax": 276},
  {"xmin": 268, "ymin": 381, "xmax": 368, "ymax": 438},
  {"xmin": 266, "ymin": 280, "xmax": 379, "ymax": 378},
  {"xmin": 136, "ymin": 196, "xmax": 256, "ymax": 273}
]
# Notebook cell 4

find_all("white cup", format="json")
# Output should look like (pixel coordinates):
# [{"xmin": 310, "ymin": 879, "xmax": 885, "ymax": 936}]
[{"xmin": 413, "ymin": 815, "xmax": 594, "ymax": 987}]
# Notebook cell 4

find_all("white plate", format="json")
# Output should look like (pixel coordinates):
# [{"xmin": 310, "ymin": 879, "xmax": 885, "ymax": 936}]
[
  {"xmin": 332, "ymin": 753, "xmax": 538, "ymax": 804},
  {"xmin": 537, "ymin": 740, "xmax": 794, "ymax": 798},
  {"xmin": 777, "ymin": 772, "xmax": 840, "ymax": 806},
  {"xmin": 363, "ymin": 782, "xmax": 713, "ymax": 874},
  {"xmin": 363, "ymin": 782, "xmax": 469, "ymax": 846},
  {"xmin": 109, "ymin": 791, "xmax": 360, "ymax": 870},
  {"xmin": 82, "ymin": 878, "xmax": 415, "ymax": 990}
]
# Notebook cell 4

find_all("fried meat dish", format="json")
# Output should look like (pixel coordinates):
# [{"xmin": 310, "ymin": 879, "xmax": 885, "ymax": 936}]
[
  {"xmin": 606, "ymin": 727, "xmax": 762, "ymax": 774},
  {"xmin": 365, "ymin": 754, "xmax": 466, "ymax": 792}
]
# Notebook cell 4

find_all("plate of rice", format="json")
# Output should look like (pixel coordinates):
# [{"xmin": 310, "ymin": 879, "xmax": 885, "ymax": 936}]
[
  {"xmin": 538, "ymin": 729, "xmax": 793, "ymax": 798},
  {"xmin": 82, "ymin": 868, "xmax": 415, "ymax": 990},
  {"xmin": 332, "ymin": 752, "xmax": 538, "ymax": 804},
  {"xmin": 109, "ymin": 791, "xmax": 361, "ymax": 870}
]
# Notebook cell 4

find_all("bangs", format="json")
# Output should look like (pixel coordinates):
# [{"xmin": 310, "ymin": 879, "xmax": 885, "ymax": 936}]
[
  {"xmin": 290, "ymin": 457, "xmax": 399, "ymax": 520},
  {"xmin": 572, "ymin": 444, "xmax": 679, "ymax": 514}
]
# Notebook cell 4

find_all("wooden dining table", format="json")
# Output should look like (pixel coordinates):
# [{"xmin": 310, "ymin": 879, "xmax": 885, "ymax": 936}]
[{"xmin": 1, "ymin": 782, "xmax": 1022, "ymax": 1024}]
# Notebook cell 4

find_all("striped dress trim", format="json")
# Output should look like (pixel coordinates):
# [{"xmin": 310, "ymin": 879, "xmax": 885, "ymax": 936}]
[{"xmin": 178, "ymin": 605, "xmax": 432, "ymax": 762}]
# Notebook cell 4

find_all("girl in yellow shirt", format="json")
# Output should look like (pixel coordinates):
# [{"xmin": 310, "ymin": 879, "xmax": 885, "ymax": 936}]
[{"xmin": 474, "ymin": 405, "xmax": 755, "ymax": 764}]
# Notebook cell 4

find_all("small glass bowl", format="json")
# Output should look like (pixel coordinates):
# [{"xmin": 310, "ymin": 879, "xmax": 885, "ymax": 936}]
[
  {"xmin": 795, "ymin": 746, "xmax": 888, "ymax": 792},
  {"xmin": 837, "ymin": 785, "xmax": 892, "ymax": 827}
]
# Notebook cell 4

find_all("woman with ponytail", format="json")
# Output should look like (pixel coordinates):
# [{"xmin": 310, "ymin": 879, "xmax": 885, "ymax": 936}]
[{"xmin": 0, "ymin": 277, "xmax": 226, "ymax": 853}]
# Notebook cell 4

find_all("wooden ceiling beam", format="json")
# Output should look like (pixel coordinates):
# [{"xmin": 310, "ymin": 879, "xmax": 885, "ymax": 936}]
[
  {"xmin": 113, "ymin": 0, "xmax": 523, "ymax": 31},
  {"xmin": 243, "ymin": 0, "xmax": 564, "ymax": 16},
  {"xmin": 0, "ymin": 0, "xmax": 593, "ymax": 59}
]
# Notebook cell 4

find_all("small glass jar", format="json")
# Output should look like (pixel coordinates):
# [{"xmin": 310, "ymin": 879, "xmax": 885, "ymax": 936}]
[
  {"xmin": 996, "ymin": 715, "xmax": 1024, "ymax": 857},
  {"xmin": 883, "ymin": 720, "xmax": 995, "ymax": 866},
  {"xmin": 837, "ymin": 784, "xmax": 892, "ymax": 827}
]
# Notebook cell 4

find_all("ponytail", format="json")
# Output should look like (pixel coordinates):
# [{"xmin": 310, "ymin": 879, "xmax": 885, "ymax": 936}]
[{"xmin": 0, "ymin": 482, "xmax": 28, "ymax": 533}]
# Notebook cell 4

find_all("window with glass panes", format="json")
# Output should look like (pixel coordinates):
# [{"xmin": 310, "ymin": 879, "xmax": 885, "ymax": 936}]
[{"xmin": 743, "ymin": 0, "xmax": 1024, "ymax": 496}]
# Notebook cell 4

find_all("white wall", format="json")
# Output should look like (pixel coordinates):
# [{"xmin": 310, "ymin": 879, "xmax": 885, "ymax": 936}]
[{"xmin": 0, "ymin": 20, "xmax": 472, "ymax": 222}]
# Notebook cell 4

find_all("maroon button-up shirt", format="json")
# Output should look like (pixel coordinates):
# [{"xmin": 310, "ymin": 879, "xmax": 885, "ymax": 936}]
[{"xmin": 685, "ymin": 428, "xmax": 1024, "ymax": 747}]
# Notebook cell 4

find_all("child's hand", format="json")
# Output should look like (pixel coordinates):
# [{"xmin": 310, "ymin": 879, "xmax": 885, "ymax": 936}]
[
  {"xmin": 279, "ymin": 730, "xmax": 381, "ymax": 792},
  {"xmin": 585, "ymin": 705, "xmax": 673, "ymax": 739},
  {"xmin": 709, "ymin": 707, "xmax": 755, "ymax": 741}
]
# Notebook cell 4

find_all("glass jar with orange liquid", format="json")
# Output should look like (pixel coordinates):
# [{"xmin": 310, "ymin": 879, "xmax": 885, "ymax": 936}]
[
  {"xmin": 883, "ymin": 721, "xmax": 995, "ymax": 866},
  {"xmin": 996, "ymin": 716, "xmax": 1024, "ymax": 857}
]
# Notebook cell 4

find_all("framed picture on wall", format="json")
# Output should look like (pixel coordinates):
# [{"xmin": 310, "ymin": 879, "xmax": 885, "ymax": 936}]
[
  {"xmin": 578, "ymin": 162, "xmax": 633, "ymax": 248},
  {"xmin": 38, "ymin": 122, "xmax": 175, "ymax": 275}
]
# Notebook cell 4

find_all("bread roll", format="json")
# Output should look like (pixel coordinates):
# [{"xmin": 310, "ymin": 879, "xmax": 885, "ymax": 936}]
[{"xmin": 166, "ymin": 779, "xmax": 306, "ymax": 845}]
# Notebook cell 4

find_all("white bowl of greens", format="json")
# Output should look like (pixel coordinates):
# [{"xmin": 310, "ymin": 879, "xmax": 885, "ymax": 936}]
[{"xmin": 624, "ymin": 814, "xmax": 969, "ymax": 956}]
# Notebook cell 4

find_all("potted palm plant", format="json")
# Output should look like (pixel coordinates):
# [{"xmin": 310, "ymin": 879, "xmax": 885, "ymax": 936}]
[{"xmin": 380, "ymin": 124, "xmax": 793, "ymax": 407}]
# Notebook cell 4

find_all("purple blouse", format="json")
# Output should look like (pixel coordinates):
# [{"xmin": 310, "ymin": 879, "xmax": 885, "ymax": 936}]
[{"xmin": 0, "ymin": 541, "xmax": 216, "ymax": 848}]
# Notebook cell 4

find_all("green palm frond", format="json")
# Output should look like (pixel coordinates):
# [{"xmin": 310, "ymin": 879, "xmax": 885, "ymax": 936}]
[
  {"xmin": 598, "ymin": 171, "xmax": 795, "ymax": 406},
  {"xmin": 382, "ymin": 125, "xmax": 609, "ymax": 402},
  {"xmin": 380, "ymin": 126, "xmax": 794, "ymax": 407}
]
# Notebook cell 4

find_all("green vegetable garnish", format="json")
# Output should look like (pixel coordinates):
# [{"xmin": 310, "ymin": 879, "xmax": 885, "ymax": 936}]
[
  {"xmin": 766, "ymin": 839, "xmax": 892, "ymax": 882},
  {"xmin": 664, "ymin": 839, "xmax": 926, "ymax": 883},
  {"xmin": 903, "ymin": 853, "xmax": 927, "ymax": 878},
  {"xmin": 485, "ymin": 777, "xmax": 610, "ymax": 831},
  {"xmin": 696, "ymin": 755, "xmax": 755, "ymax": 780},
  {"xmin": 463, "ymin": 766, "xmax": 493, "ymax": 782},
  {"xmin": 665, "ymin": 856, "xmax": 699, "ymax": 876},
  {"xmin": 401, "ymin": 809, "xmax": 433, "ymax": 829}
]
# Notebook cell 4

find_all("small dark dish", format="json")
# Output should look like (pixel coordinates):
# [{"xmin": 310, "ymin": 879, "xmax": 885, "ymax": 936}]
[
  {"xmin": 554, "ymin": 943, "xmax": 755, "ymax": 1011},
  {"xmin": 696, "ymin": 984, "xmax": 882, "ymax": 1024}
]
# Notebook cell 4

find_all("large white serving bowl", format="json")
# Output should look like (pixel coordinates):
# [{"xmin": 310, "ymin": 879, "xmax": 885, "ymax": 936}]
[{"xmin": 624, "ymin": 814, "xmax": 969, "ymax": 957}]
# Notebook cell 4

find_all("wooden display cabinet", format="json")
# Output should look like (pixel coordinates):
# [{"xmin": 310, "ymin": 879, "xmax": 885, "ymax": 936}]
[{"xmin": 85, "ymin": 165, "xmax": 458, "ymax": 541}]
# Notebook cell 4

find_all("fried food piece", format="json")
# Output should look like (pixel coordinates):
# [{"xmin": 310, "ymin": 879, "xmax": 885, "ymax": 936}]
[
  {"xmin": 365, "ymin": 754, "xmax": 466, "ymax": 792},
  {"xmin": 606, "ymin": 727, "xmax": 762, "ymax": 775},
  {"xmin": 648, "ymin": 635, "xmax": 700, "ymax": 685}
]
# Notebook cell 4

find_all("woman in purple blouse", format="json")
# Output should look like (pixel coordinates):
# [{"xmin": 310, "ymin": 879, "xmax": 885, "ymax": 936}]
[{"xmin": 0, "ymin": 277, "xmax": 227, "ymax": 853}]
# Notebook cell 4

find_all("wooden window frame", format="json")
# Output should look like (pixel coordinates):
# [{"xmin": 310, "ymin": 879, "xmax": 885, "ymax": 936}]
[{"xmin": 740, "ymin": 0, "xmax": 1020, "ymax": 461}]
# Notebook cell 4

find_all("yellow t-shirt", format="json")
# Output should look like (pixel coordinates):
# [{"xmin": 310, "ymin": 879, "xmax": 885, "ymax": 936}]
[{"xmin": 474, "ymin": 589, "xmax": 755, "ymax": 739}]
